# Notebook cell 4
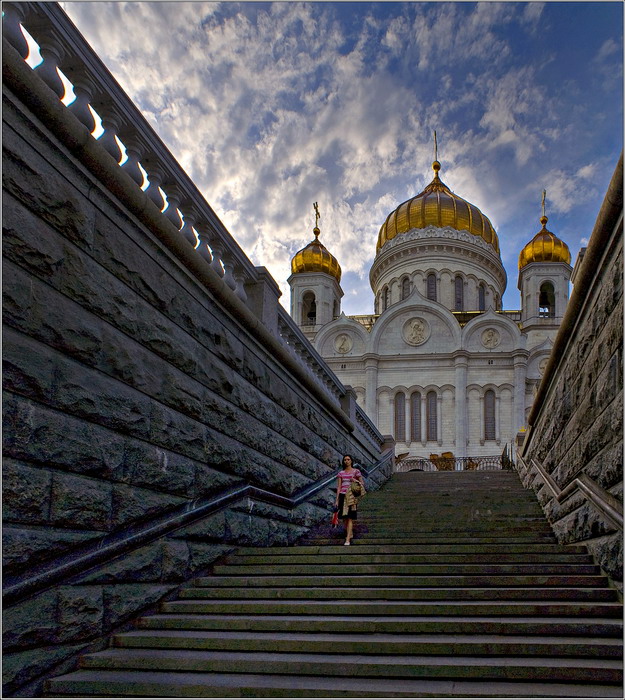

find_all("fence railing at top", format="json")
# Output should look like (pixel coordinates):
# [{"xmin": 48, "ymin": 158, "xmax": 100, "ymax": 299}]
[
  {"xmin": 2, "ymin": 2, "xmax": 385, "ymax": 447},
  {"xmin": 395, "ymin": 455, "xmax": 508, "ymax": 472}
]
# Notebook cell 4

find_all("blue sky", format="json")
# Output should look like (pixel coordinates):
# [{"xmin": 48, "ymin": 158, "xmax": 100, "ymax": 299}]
[{"xmin": 59, "ymin": 1, "xmax": 622, "ymax": 314}]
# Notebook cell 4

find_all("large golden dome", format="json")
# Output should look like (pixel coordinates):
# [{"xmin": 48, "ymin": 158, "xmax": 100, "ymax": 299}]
[
  {"xmin": 518, "ymin": 216, "xmax": 571, "ymax": 269},
  {"xmin": 376, "ymin": 161, "xmax": 500, "ymax": 254},
  {"xmin": 291, "ymin": 227, "xmax": 342, "ymax": 282}
]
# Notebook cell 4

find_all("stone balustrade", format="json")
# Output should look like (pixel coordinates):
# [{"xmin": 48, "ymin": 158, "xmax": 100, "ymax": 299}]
[{"xmin": 2, "ymin": 0, "xmax": 361, "ymax": 433}]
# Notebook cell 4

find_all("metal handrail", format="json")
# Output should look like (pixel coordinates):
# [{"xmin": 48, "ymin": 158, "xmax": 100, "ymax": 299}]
[
  {"xmin": 3, "ymin": 450, "xmax": 394, "ymax": 606},
  {"xmin": 516, "ymin": 454, "xmax": 623, "ymax": 532}
]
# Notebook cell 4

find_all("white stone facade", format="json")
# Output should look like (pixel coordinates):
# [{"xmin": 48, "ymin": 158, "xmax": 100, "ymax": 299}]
[{"xmin": 290, "ymin": 224, "xmax": 572, "ymax": 460}]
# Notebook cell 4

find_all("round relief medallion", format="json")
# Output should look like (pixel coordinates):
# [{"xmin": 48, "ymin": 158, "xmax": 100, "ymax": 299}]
[
  {"xmin": 334, "ymin": 333, "xmax": 353, "ymax": 354},
  {"xmin": 403, "ymin": 317, "xmax": 430, "ymax": 346},
  {"xmin": 481, "ymin": 328, "xmax": 500, "ymax": 349}
]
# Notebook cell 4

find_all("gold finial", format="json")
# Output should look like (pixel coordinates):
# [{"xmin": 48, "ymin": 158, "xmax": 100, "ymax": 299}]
[
  {"xmin": 313, "ymin": 201, "xmax": 320, "ymax": 235},
  {"xmin": 540, "ymin": 190, "xmax": 548, "ymax": 227},
  {"xmin": 432, "ymin": 130, "xmax": 441, "ymax": 174}
]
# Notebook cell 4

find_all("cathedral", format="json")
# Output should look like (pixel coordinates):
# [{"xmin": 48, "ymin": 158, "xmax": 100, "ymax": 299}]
[{"xmin": 288, "ymin": 159, "xmax": 573, "ymax": 461}]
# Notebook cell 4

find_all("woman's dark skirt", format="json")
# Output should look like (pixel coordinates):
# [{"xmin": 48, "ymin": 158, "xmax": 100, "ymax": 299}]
[{"xmin": 338, "ymin": 493, "xmax": 357, "ymax": 520}]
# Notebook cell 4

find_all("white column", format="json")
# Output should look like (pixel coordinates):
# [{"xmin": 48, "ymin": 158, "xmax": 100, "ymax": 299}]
[
  {"xmin": 421, "ymin": 394, "xmax": 427, "ymax": 446},
  {"xmin": 454, "ymin": 354, "xmax": 468, "ymax": 459},
  {"xmin": 364, "ymin": 357, "xmax": 378, "ymax": 424},
  {"xmin": 495, "ymin": 394, "xmax": 501, "ymax": 444},
  {"xmin": 437, "ymin": 394, "xmax": 443, "ymax": 445},
  {"xmin": 405, "ymin": 397, "xmax": 411, "ymax": 445},
  {"xmin": 480, "ymin": 393, "xmax": 485, "ymax": 445},
  {"xmin": 513, "ymin": 356, "xmax": 527, "ymax": 433}
]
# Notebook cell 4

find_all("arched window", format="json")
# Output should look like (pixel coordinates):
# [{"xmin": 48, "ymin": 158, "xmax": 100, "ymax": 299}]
[
  {"xmin": 426, "ymin": 391, "xmax": 437, "ymax": 441},
  {"xmin": 478, "ymin": 283, "xmax": 486, "ymax": 312},
  {"xmin": 333, "ymin": 300, "xmax": 339, "ymax": 318},
  {"xmin": 454, "ymin": 276, "xmax": 464, "ymax": 311},
  {"xmin": 494, "ymin": 293, "xmax": 500, "ymax": 311},
  {"xmin": 539, "ymin": 282, "xmax": 555, "ymax": 317},
  {"xmin": 383, "ymin": 286, "xmax": 390, "ymax": 311},
  {"xmin": 426, "ymin": 273, "xmax": 437, "ymax": 301},
  {"xmin": 302, "ymin": 291, "xmax": 316, "ymax": 326},
  {"xmin": 410, "ymin": 392, "xmax": 421, "ymax": 442},
  {"xmin": 401, "ymin": 277, "xmax": 411, "ymax": 300},
  {"xmin": 394, "ymin": 392, "xmax": 406, "ymax": 442},
  {"xmin": 484, "ymin": 390, "xmax": 496, "ymax": 440}
]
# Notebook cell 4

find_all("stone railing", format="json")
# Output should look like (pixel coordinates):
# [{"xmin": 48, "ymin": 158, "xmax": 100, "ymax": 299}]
[
  {"xmin": 2, "ymin": 1, "xmax": 374, "ymax": 445},
  {"xmin": 3, "ymin": 1, "xmax": 256, "ymax": 302},
  {"xmin": 395, "ymin": 455, "xmax": 506, "ymax": 472}
]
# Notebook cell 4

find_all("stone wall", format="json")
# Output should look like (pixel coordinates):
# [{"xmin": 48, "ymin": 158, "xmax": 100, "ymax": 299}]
[
  {"xmin": 519, "ymin": 155, "xmax": 623, "ymax": 591},
  {"xmin": 2, "ymin": 40, "xmax": 390, "ymax": 697}
]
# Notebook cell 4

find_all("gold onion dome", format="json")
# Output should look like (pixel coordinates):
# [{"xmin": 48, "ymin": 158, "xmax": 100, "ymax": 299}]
[
  {"xmin": 376, "ymin": 160, "xmax": 500, "ymax": 254},
  {"xmin": 518, "ymin": 215, "xmax": 571, "ymax": 270},
  {"xmin": 291, "ymin": 226, "xmax": 342, "ymax": 282}
]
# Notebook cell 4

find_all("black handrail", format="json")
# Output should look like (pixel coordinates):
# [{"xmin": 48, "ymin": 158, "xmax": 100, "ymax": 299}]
[{"xmin": 3, "ymin": 450, "xmax": 394, "ymax": 606}]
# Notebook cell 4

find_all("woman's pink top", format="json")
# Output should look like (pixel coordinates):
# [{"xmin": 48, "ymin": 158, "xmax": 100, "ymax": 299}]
[{"xmin": 338, "ymin": 469, "xmax": 362, "ymax": 494}]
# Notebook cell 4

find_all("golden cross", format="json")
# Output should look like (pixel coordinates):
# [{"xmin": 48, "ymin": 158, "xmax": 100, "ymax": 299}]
[
  {"xmin": 313, "ymin": 201, "xmax": 320, "ymax": 227},
  {"xmin": 434, "ymin": 130, "xmax": 438, "ymax": 161},
  {"xmin": 541, "ymin": 190, "xmax": 547, "ymax": 218}
]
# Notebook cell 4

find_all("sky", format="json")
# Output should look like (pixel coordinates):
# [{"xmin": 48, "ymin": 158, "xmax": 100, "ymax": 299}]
[{"xmin": 57, "ymin": 1, "xmax": 622, "ymax": 314}]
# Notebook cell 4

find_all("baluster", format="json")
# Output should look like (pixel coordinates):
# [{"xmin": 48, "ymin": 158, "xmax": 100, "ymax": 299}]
[
  {"xmin": 94, "ymin": 103, "xmax": 122, "ymax": 160},
  {"xmin": 119, "ymin": 134, "xmax": 144, "ymax": 187},
  {"xmin": 142, "ymin": 161, "xmax": 166, "ymax": 209},
  {"xmin": 162, "ymin": 186, "xmax": 182, "ymax": 229},
  {"xmin": 178, "ymin": 206, "xmax": 198, "ymax": 247},
  {"xmin": 208, "ymin": 237, "xmax": 225, "ymax": 277},
  {"xmin": 33, "ymin": 36, "xmax": 65, "ymax": 98},
  {"xmin": 233, "ymin": 269, "xmax": 248, "ymax": 303},
  {"xmin": 221, "ymin": 254, "xmax": 237, "ymax": 292},
  {"xmin": 2, "ymin": 3, "xmax": 29, "ymax": 59},
  {"xmin": 195, "ymin": 225, "xmax": 214, "ymax": 265},
  {"xmin": 64, "ymin": 65, "xmax": 96, "ymax": 131}
]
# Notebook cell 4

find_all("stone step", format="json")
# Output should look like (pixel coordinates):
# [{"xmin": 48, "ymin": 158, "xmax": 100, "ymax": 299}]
[
  {"xmin": 194, "ymin": 574, "xmax": 610, "ymax": 588},
  {"xmin": 160, "ymin": 599, "xmax": 622, "ymax": 618},
  {"xmin": 224, "ymin": 552, "xmax": 593, "ymax": 565},
  {"xmin": 108, "ymin": 629, "xmax": 624, "ymax": 658},
  {"xmin": 136, "ymin": 613, "xmax": 623, "ymax": 637},
  {"xmin": 178, "ymin": 586, "xmax": 618, "ymax": 602},
  {"xmin": 45, "ymin": 668, "xmax": 625, "ymax": 697},
  {"xmin": 72, "ymin": 648, "xmax": 624, "ymax": 683},
  {"xmin": 211, "ymin": 563, "xmax": 600, "ymax": 576},
  {"xmin": 300, "ymin": 534, "xmax": 559, "ymax": 544},
  {"xmin": 234, "ymin": 543, "xmax": 587, "ymax": 555}
]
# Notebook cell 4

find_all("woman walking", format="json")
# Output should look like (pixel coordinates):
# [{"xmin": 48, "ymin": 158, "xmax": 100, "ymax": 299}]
[{"xmin": 335, "ymin": 455, "xmax": 365, "ymax": 545}]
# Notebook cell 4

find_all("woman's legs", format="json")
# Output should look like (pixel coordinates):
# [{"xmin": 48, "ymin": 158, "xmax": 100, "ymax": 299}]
[{"xmin": 345, "ymin": 517, "xmax": 354, "ymax": 543}]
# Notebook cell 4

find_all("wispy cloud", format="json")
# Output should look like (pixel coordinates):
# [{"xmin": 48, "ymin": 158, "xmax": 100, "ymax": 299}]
[{"xmin": 61, "ymin": 1, "xmax": 622, "ymax": 313}]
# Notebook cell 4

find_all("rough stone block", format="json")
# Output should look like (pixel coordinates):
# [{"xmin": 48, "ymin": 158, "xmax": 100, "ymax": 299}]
[
  {"xmin": 3, "ymin": 328, "xmax": 57, "ymax": 402},
  {"xmin": 161, "ymin": 540, "xmax": 191, "ymax": 582},
  {"xmin": 76, "ymin": 542, "xmax": 163, "ymax": 584},
  {"xmin": 186, "ymin": 542, "xmax": 233, "ymax": 572},
  {"xmin": 173, "ymin": 510, "xmax": 227, "ymax": 542},
  {"xmin": 110, "ymin": 483, "xmax": 186, "ymax": 529},
  {"xmin": 2, "ymin": 643, "xmax": 85, "ymax": 697},
  {"xmin": 2, "ymin": 459, "xmax": 52, "ymax": 523},
  {"xmin": 2, "ymin": 590, "xmax": 58, "ymax": 650},
  {"xmin": 225, "ymin": 510, "xmax": 269, "ymax": 545},
  {"xmin": 124, "ymin": 443, "xmax": 198, "ymax": 497},
  {"xmin": 103, "ymin": 584, "xmax": 175, "ymax": 629},
  {"xmin": 50, "ymin": 472, "xmax": 112, "ymax": 530},
  {"xmin": 2, "ymin": 526, "xmax": 100, "ymax": 574},
  {"xmin": 56, "ymin": 586, "xmax": 104, "ymax": 643},
  {"xmin": 586, "ymin": 534, "xmax": 623, "ymax": 590}
]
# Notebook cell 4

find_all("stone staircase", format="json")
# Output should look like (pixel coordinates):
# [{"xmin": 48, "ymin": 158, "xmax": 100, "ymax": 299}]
[{"xmin": 47, "ymin": 470, "xmax": 623, "ymax": 697}]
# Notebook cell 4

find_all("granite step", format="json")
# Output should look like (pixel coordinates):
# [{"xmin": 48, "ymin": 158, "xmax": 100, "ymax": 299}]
[{"xmin": 45, "ymin": 669, "xmax": 625, "ymax": 697}]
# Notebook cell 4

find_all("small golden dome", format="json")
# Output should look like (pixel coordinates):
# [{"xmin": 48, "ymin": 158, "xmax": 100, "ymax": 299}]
[
  {"xmin": 376, "ymin": 162, "xmax": 500, "ymax": 254},
  {"xmin": 518, "ymin": 216, "xmax": 571, "ymax": 270},
  {"xmin": 291, "ymin": 227, "xmax": 342, "ymax": 282}
]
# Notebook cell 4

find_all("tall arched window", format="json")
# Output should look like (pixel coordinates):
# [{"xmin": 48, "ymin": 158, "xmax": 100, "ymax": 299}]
[
  {"xmin": 426, "ymin": 391, "xmax": 437, "ymax": 441},
  {"xmin": 484, "ymin": 390, "xmax": 496, "ymax": 440},
  {"xmin": 401, "ymin": 277, "xmax": 411, "ymax": 300},
  {"xmin": 494, "ymin": 293, "xmax": 500, "ymax": 311},
  {"xmin": 426, "ymin": 273, "xmax": 437, "ymax": 301},
  {"xmin": 382, "ymin": 286, "xmax": 390, "ymax": 311},
  {"xmin": 302, "ymin": 292, "xmax": 316, "ymax": 325},
  {"xmin": 394, "ymin": 392, "xmax": 406, "ymax": 442},
  {"xmin": 478, "ymin": 283, "xmax": 486, "ymax": 312},
  {"xmin": 410, "ymin": 392, "xmax": 421, "ymax": 442},
  {"xmin": 454, "ymin": 276, "xmax": 464, "ymax": 311},
  {"xmin": 539, "ymin": 282, "xmax": 555, "ymax": 317}
]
